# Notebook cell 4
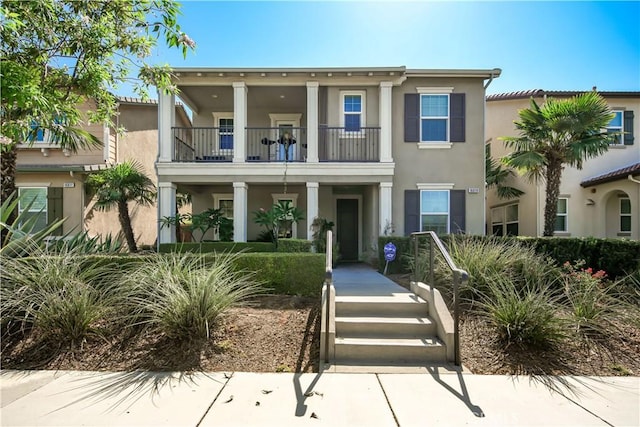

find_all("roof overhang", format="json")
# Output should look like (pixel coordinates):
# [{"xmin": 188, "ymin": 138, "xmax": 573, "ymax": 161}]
[{"xmin": 580, "ymin": 162, "xmax": 640, "ymax": 187}]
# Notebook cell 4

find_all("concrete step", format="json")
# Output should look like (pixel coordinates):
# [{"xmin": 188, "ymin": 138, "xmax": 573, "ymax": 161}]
[
  {"xmin": 335, "ymin": 295, "xmax": 428, "ymax": 317},
  {"xmin": 334, "ymin": 337, "xmax": 446, "ymax": 363},
  {"xmin": 335, "ymin": 315, "xmax": 436, "ymax": 338}
]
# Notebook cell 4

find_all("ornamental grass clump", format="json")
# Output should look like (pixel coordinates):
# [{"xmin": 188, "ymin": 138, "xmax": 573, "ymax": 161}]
[
  {"xmin": 119, "ymin": 252, "xmax": 263, "ymax": 341},
  {"xmin": 0, "ymin": 248, "xmax": 118, "ymax": 345}
]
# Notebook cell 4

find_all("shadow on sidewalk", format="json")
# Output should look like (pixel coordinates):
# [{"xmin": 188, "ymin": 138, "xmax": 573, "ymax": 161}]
[
  {"xmin": 293, "ymin": 300, "xmax": 323, "ymax": 417},
  {"xmin": 426, "ymin": 365, "xmax": 485, "ymax": 417}
]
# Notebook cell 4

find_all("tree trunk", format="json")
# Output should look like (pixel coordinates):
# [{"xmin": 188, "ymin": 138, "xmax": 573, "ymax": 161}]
[
  {"xmin": 117, "ymin": 200, "xmax": 138, "ymax": 252},
  {"xmin": 1, "ymin": 144, "xmax": 18, "ymax": 244},
  {"xmin": 543, "ymin": 158, "xmax": 564, "ymax": 237}
]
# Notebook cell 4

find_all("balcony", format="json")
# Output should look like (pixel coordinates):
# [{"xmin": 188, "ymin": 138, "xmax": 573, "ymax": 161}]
[{"xmin": 171, "ymin": 126, "xmax": 380, "ymax": 163}]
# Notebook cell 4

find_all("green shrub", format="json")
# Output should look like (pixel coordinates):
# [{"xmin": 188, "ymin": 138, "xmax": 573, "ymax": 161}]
[
  {"xmin": 232, "ymin": 253, "xmax": 324, "ymax": 297},
  {"xmin": 1, "ymin": 249, "xmax": 118, "ymax": 344},
  {"xmin": 477, "ymin": 277, "xmax": 564, "ymax": 348},
  {"xmin": 158, "ymin": 242, "xmax": 275, "ymax": 253},
  {"xmin": 118, "ymin": 252, "xmax": 263, "ymax": 341},
  {"xmin": 277, "ymin": 239, "xmax": 312, "ymax": 253}
]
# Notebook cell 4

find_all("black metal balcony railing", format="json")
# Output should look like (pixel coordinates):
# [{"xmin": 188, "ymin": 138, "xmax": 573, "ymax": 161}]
[
  {"xmin": 319, "ymin": 126, "xmax": 380, "ymax": 162},
  {"xmin": 171, "ymin": 126, "xmax": 381, "ymax": 162},
  {"xmin": 246, "ymin": 127, "xmax": 307, "ymax": 162},
  {"xmin": 173, "ymin": 127, "xmax": 233, "ymax": 162}
]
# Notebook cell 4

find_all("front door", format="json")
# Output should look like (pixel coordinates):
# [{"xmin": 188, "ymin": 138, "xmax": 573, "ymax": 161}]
[
  {"xmin": 276, "ymin": 122, "xmax": 296, "ymax": 161},
  {"xmin": 337, "ymin": 198, "xmax": 359, "ymax": 262}
]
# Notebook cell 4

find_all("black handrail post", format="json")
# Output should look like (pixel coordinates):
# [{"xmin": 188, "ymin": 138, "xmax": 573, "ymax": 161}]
[
  {"xmin": 429, "ymin": 234, "xmax": 435, "ymax": 287},
  {"xmin": 453, "ymin": 270, "xmax": 460, "ymax": 366}
]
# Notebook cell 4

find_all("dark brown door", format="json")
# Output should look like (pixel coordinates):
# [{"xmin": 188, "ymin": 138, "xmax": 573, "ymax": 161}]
[{"xmin": 337, "ymin": 199, "xmax": 358, "ymax": 262}]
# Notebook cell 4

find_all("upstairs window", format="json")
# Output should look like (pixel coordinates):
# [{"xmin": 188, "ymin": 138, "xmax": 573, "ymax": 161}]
[
  {"xmin": 219, "ymin": 117, "xmax": 234, "ymax": 150},
  {"xmin": 341, "ymin": 91, "xmax": 365, "ymax": 132},
  {"xmin": 607, "ymin": 111, "xmax": 624, "ymax": 145},
  {"xmin": 420, "ymin": 94, "xmax": 449, "ymax": 142}
]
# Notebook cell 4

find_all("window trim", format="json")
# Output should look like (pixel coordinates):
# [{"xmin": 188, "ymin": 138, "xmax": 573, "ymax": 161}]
[
  {"xmin": 554, "ymin": 197, "xmax": 569, "ymax": 233},
  {"xmin": 420, "ymin": 93, "xmax": 450, "ymax": 143},
  {"xmin": 607, "ymin": 110, "xmax": 624, "ymax": 146},
  {"xmin": 340, "ymin": 90, "xmax": 366, "ymax": 133},
  {"xmin": 420, "ymin": 189, "xmax": 450, "ymax": 234},
  {"xmin": 620, "ymin": 197, "xmax": 631, "ymax": 233}
]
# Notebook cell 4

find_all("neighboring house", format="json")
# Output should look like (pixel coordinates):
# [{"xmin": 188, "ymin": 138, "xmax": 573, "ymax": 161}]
[
  {"xmin": 156, "ymin": 66, "xmax": 501, "ymax": 259},
  {"xmin": 15, "ymin": 98, "xmax": 189, "ymax": 245},
  {"xmin": 486, "ymin": 90, "xmax": 639, "ymax": 240}
]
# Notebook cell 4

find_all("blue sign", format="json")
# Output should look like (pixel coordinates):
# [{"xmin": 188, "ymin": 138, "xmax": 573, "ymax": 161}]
[{"xmin": 383, "ymin": 242, "xmax": 397, "ymax": 262}]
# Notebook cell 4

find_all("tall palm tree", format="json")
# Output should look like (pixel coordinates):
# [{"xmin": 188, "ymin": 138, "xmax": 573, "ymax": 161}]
[
  {"xmin": 85, "ymin": 161, "xmax": 156, "ymax": 252},
  {"xmin": 501, "ymin": 92, "xmax": 615, "ymax": 236}
]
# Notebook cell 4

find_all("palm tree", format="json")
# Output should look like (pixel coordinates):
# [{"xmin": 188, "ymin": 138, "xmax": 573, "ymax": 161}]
[
  {"xmin": 501, "ymin": 92, "xmax": 615, "ymax": 236},
  {"xmin": 85, "ymin": 161, "xmax": 156, "ymax": 252},
  {"xmin": 486, "ymin": 145, "xmax": 524, "ymax": 200}
]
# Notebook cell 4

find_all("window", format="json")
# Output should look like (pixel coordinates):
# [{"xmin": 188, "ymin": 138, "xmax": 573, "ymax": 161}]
[
  {"xmin": 18, "ymin": 187, "xmax": 48, "ymax": 232},
  {"xmin": 420, "ymin": 190, "xmax": 449, "ymax": 234},
  {"xmin": 620, "ymin": 198, "xmax": 631, "ymax": 233},
  {"xmin": 554, "ymin": 198, "xmax": 568, "ymax": 233},
  {"xmin": 491, "ymin": 204, "xmax": 519, "ymax": 236},
  {"xmin": 219, "ymin": 118, "xmax": 234, "ymax": 150},
  {"xmin": 341, "ymin": 91, "xmax": 365, "ymax": 132},
  {"xmin": 420, "ymin": 94, "xmax": 449, "ymax": 142},
  {"xmin": 607, "ymin": 111, "xmax": 623, "ymax": 145}
]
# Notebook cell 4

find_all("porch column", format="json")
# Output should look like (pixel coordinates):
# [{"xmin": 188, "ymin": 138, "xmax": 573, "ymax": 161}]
[
  {"xmin": 379, "ymin": 81, "xmax": 393, "ymax": 163},
  {"xmin": 158, "ymin": 182, "xmax": 177, "ymax": 246},
  {"xmin": 158, "ymin": 91, "xmax": 175, "ymax": 162},
  {"xmin": 233, "ymin": 82, "xmax": 247, "ymax": 163},
  {"xmin": 306, "ymin": 82, "xmax": 319, "ymax": 163},
  {"xmin": 307, "ymin": 182, "xmax": 319, "ymax": 240},
  {"xmin": 379, "ymin": 182, "xmax": 393, "ymax": 235},
  {"xmin": 233, "ymin": 182, "xmax": 248, "ymax": 242}
]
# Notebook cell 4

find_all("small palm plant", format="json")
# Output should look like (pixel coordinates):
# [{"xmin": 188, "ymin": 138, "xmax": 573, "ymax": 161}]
[
  {"xmin": 85, "ymin": 160, "xmax": 156, "ymax": 252},
  {"xmin": 253, "ymin": 200, "xmax": 304, "ymax": 248}
]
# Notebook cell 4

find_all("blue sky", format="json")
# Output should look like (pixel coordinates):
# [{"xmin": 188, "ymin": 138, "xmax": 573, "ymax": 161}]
[{"xmin": 137, "ymin": 1, "xmax": 640, "ymax": 96}]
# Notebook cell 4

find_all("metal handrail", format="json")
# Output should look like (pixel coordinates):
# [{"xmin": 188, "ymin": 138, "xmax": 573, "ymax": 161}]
[
  {"xmin": 410, "ymin": 231, "xmax": 468, "ymax": 366},
  {"xmin": 323, "ymin": 230, "xmax": 333, "ymax": 363}
]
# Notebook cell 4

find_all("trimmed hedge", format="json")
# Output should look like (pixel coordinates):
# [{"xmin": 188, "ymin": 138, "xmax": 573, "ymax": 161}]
[
  {"xmin": 75, "ymin": 252, "xmax": 324, "ymax": 297},
  {"xmin": 377, "ymin": 235, "xmax": 640, "ymax": 279},
  {"xmin": 159, "ymin": 242, "xmax": 275, "ymax": 253},
  {"xmin": 277, "ymin": 239, "xmax": 312, "ymax": 253}
]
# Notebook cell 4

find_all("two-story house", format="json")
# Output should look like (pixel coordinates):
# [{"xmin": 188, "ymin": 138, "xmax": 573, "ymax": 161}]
[
  {"xmin": 16, "ymin": 97, "xmax": 189, "ymax": 245},
  {"xmin": 486, "ymin": 90, "xmax": 639, "ymax": 240},
  {"xmin": 156, "ymin": 66, "xmax": 501, "ymax": 259}
]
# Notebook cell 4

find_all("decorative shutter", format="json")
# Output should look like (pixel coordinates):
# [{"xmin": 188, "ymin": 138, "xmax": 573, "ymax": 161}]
[
  {"xmin": 624, "ymin": 110, "xmax": 634, "ymax": 145},
  {"xmin": 404, "ymin": 190, "xmax": 420, "ymax": 235},
  {"xmin": 47, "ymin": 187, "xmax": 63, "ymax": 236},
  {"xmin": 449, "ymin": 189, "xmax": 466, "ymax": 234},
  {"xmin": 450, "ymin": 93, "xmax": 466, "ymax": 142},
  {"xmin": 404, "ymin": 94, "xmax": 420, "ymax": 142}
]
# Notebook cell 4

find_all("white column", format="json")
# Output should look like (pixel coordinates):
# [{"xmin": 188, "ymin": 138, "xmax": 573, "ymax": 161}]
[
  {"xmin": 233, "ymin": 182, "xmax": 248, "ymax": 242},
  {"xmin": 306, "ymin": 182, "xmax": 319, "ymax": 240},
  {"xmin": 158, "ymin": 91, "xmax": 175, "ymax": 162},
  {"xmin": 379, "ymin": 81, "xmax": 393, "ymax": 163},
  {"xmin": 233, "ymin": 82, "xmax": 247, "ymax": 163},
  {"xmin": 158, "ymin": 182, "xmax": 177, "ymax": 245},
  {"xmin": 379, "ymin": 182, "xmax": 393, "ymax": 235},
  {"xmin": 306, "ymin": 82, "xmax": 319, "ymax": 163}
]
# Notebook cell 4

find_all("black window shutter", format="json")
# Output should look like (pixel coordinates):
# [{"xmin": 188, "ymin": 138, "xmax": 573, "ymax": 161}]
[
  {"xmin": 404, "ymin": 190, "xmax": 420, "ymax": 235},
  {"xmin": 450, "ymin": 93, "xmax": 466, "ymax": 142},
  {"xmin": 624, "ymin": 110, "xmax": 634, "ymax": 145},
  {"xmin": 47, "ymin": 187, "xmax": 63, "ymax": 236},
  {"xmin": 404, "ymin": 94, "xmax": 420, "ymax": 142},
  {"xmin": 449, "ymin": 189, "xmax": 466, "ymax": 233}
]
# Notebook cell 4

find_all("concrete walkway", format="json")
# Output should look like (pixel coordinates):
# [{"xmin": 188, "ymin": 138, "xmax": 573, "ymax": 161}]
[
  {"xmin": 1, "ymin": 369, "xmax": 638, "ymax": 426},
  {"xmin": 332, "ymin": 263, "xmax": 411, "ymax": 297}
]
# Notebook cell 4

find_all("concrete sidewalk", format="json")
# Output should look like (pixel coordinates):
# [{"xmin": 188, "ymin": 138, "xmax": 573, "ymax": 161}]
[{"xmin": 1, "ymin": 369, "xmax": 638, "ymax": 426}]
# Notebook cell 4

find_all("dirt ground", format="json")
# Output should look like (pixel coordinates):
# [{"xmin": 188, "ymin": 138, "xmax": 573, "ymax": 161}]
[{"xmin": 2, "ymin": 283, "xmax": 639, "ymax": 376}]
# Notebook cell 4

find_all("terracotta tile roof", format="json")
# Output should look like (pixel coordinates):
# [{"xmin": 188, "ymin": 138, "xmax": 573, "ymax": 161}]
[
  {"xmin": 580, "ymin": 162, "xmax": 640, "ymax": 187},
  {"xmin": 487, "ymin": 90, "xmax": 640, "ymax": 101}
]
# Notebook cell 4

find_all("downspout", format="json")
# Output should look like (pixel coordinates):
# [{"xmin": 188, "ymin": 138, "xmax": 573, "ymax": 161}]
[
  {"xmin": 482, "ymin": 71, "xmax": 497, "ymax": 234},
  {"xmin": 628, "ymin": 174, "xmax": 640, "ymax": 185}
]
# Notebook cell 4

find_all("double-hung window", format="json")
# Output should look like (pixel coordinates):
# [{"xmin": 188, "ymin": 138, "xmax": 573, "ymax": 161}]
[
  {"xmin": 420, "ymin": 190, "xmax": 449, "ymax": 235},
  {"xmin": 554, "ymin": 198, "xmax": 569, "ymax": 233},
  {"xmin": 420, "ymin": 94, "xmax": 449, "ymax": 142},
  {"xmin": 607, "ymin": 111, "xmax": 623, "ymax": 145},
  {"xmin": 18, "ymin": 187, "xmax": 48, "ymax": 232},
  {"xmin": 620, "ymin": 198, "xmax": 631, "ymax": 233},
  {"xmin": 341, "ymin": 91, "xmax": 365, "ymax": 132}
]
